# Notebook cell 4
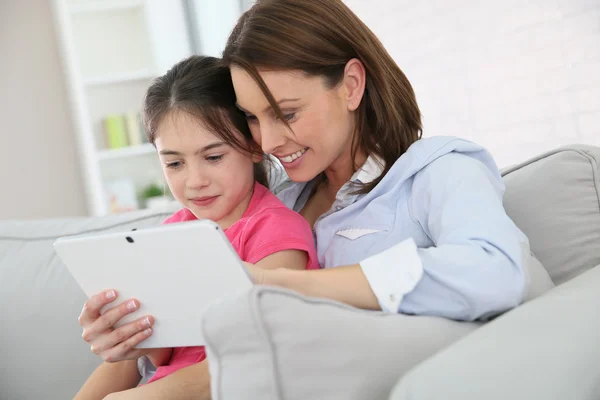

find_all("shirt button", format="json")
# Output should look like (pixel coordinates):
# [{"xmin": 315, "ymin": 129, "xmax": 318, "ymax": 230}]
[{"xmin": 389, "ymin": 294, "xmax": 396, "ymax": 302}]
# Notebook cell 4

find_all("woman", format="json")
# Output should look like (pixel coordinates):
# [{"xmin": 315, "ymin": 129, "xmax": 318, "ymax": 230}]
[{"xmin": 77, "ymin": 1, "xmax": 537, "ymax": 398}]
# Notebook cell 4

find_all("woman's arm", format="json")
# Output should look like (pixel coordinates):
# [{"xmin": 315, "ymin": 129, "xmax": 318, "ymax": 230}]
[
  {"xmin": 251, "ymin": 154, "xmax": 526, "ymax": 321},
  {"xmin": 74, "ymin": 361, "xmax": 141, "ymax": 400},
  {"xmin": 248, "ymin": 263, "xmax": 380, "ymax": 309},
  {"xmin": 391, "ymin": 153, "xmax": 525, "ymax": 320}
]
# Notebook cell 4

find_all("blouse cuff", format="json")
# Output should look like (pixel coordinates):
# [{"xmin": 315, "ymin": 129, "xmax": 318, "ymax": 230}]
[{"xmin": 360, "ymin": 238, "xmax": 424, "ymax": 312}]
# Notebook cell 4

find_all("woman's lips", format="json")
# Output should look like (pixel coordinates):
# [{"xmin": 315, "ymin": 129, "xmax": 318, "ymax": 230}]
[{"xmin": 276, "ymin": 148, "xmax": 309, "ymax": 169}]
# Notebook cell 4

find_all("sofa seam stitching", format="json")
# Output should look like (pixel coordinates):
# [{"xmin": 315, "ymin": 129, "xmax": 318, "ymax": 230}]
[
  {"xmin": 253, "ymin": 290, "xmax": 286, "ymax": 400},
  {"xmin": 201, "ymin": 307, "xmax": 222, "ymax": 400},
  {"xmin": 0, "ymin": 213, "xmax": 173, "ymax": 241},
  {"xmin": 581, "ymin": 149, "xmax": 600, "ymax": 214},
  {"xmin": 502, "ymin": 147, "xmax": 600, "ymax": 217}
]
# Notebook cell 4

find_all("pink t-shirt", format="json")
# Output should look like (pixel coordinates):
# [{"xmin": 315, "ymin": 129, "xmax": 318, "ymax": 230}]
[{"xmin": 147, "ymin": 182, "xmax": 318, "ymax": 383}]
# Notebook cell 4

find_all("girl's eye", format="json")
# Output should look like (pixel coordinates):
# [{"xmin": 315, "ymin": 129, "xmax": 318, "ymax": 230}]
[
  {"xmin": 245, "ymin": 114, "xmax": 258, "ymax": 124},
  {"xmin": 165, "ymin": 161, "xmax": 182, "ymax": 169},
  {"xmin": 206, "ymin": 154, "xmax": 224, "ymax": 163}
]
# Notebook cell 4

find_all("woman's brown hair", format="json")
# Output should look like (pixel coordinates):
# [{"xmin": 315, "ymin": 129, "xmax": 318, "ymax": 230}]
[
  {"xmin": 143, "ymin": 55, "xmax": 269, "ymax": 188},
  {"xmin": 222, "ymin": 0, "xmax": 422, "ymax": 192}
]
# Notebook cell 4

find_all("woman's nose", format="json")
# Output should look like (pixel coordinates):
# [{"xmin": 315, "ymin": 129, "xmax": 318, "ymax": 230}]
[{"xmin": 259, "ymin": 122, "xmax": 287, "ymax": 154}]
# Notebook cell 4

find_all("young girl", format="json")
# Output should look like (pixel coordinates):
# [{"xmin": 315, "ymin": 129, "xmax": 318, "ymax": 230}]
[{"xmin": 135, "ymin": 55, "xmax": 319, "ymax": 385}]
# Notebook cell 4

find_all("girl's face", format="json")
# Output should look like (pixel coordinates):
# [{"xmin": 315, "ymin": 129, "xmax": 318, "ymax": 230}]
[
  {"xmin": 230, "ymin": 65, "xmax": 364, "ymax": 183},
  {"xmin": 155, "ymin": 111, "xmax": 258, "ymax": 229}
]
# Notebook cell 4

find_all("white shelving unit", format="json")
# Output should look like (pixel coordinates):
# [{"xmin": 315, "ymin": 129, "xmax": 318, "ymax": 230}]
[
  {"xmin": 83, "ymin": 69, "xmax": 155, "ymax": 86},
  {"xmin": 69, "ymin": 0, "xmax": 146, "ymax": 14},
  {"xmin": 52, "ymin": 0, "xmax": 192, "ymax": 216}
]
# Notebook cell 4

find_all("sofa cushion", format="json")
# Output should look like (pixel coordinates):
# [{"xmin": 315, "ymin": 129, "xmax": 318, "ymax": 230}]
[
  {"xmin": 502, "ymin": 146, "xmax": 600, "ymax": 285},
  {"xmin": 0, "ymin": 207, "xmax": 175, "ymax": 400},
  {"xmin": 521, "ymin": 241, "xmax": 554, "ymax": 302},
  {"xmin": 389, "ymin": 263, "xmax": 600, "ymax": 400},
  {"xmin": 202, "ymin": 286, "xmax": 479, "ymax": 400}
]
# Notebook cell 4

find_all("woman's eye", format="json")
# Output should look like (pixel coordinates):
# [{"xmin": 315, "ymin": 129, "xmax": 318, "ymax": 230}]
[
  {"xmin": 276, "ymin": 112, "xmax": 296, "ymax": 122},
  {"xmin": 206, "ymin": 154, "xmax": 224, "ymax": 163},
  {"xmin": 165, "ymin": 161, "xmax": 182, "ymax": 169},
  {"xmin": 245, "ymin": 114, "xmax": 258, "ymax": 124},
  {"xmin": 283, "ymin": 113, "xmax": 296, "ymax": 121}
]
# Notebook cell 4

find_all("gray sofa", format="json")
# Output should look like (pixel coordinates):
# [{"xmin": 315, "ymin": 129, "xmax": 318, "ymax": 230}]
[{"xmin": 1, "ymin": 145, "xmax": 599, "ymax": 400}]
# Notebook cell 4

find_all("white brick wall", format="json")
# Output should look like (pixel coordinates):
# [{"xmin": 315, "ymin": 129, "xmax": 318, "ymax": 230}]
[{"xmin": 345, "ymin": 0, "xmax": 600, "ymax": 167}]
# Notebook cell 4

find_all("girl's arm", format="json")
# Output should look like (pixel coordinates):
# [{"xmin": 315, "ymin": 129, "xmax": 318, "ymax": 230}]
[
  {"xmin": 146, "ymin": 348, "xmax": 173, "ymax": 367},
  {"xmin": 104, "ymin": 360, "xmax": 211, "ymax": 400},
  {"xmin": 252, "ymin": 249, "xmax": 308, "ymax": 270},
  {"xmin": 74, "ymin": 360, "xmax": 141, "ymax": 400},
  {"xmin": 102, "ymin": 250, "xmax": 308, "ymax": 399}
]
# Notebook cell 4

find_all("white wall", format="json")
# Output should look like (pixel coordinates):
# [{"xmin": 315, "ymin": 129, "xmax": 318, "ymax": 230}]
[
  {"xmin": 345, "ymin": 0, "xmax": 600, "ymax": 167},
  {"xmin": 0, "ymin": 1, "xmax": 87, "ymax": 219},
  {"xmin": 187, "ymin": 0, "xmax": 242, "ymax": 57}
]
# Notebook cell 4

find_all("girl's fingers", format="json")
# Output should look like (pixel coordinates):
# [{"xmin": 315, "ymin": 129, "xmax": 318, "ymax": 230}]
[
  {"xmin": 102, "ymin": 326, "xmax": 154, "ymax": 363},
  {"xmin": 91, "ymin": 316, "xmax": 154, "ymax": 356},
  {"xmin": 81, "ymin": 298, "xmax": 140, "ymax": 343},
  {"xmin": 78, "ymin": 290, "xmax": 117, "ymax": 327}
]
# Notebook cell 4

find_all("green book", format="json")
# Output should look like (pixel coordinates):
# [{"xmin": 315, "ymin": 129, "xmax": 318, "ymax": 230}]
[
  {"xmin": 104, "ymin": 114, "xmax": 129, "ymax": 149},
  {"xmin": 125, "ymin": 111, "xmax": 142, "ymax": 147},
  {"xmin": 138, "ymin": 112, "xmax": 149, "ymax": 144}
]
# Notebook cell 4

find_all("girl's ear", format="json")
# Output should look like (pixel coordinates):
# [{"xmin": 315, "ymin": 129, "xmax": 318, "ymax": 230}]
[
  {"xmin": 248, "ymin": 141, "xmax": 264, "ymax": 163},
  {"xmin": 251, "ymin": 152, "xmax": 264, "ymax": 163}
]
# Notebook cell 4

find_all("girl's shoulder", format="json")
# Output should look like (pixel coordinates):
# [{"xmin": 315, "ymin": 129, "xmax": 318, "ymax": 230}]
[
  {"xmin": 234, "ymin": 183, "xmax": 311, "ymax": 238},
  {"xmin": 236, "ymin": 184, "xmax": 317, "ymax": 267},
  {"xmin": 244, "ymin": 183, "xmax": 304, "ymax": 222}
]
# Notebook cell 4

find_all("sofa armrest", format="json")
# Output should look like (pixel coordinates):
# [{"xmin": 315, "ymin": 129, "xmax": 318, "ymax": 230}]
[
  {"xmin": 202, "ymin": 287, "xmax": 479, "ymax": 400},
  {"xmin": 390, "ymin": 264, "xmax": 600, "ymax": 400}
]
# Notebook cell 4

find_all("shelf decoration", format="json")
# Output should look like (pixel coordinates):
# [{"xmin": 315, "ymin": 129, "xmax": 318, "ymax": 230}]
[
  {"xmin": 105, "ymin": 179, "xmax": 139, "ymax": 214},
  {"xmin": 104, "ymin": 114, "xmax": 128, "ymax": 149},
  {"xmin": 103, "ymin": 111, "xmax": 148, "ymax": 150}
]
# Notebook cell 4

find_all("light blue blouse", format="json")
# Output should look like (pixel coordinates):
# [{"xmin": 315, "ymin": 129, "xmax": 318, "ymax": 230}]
[{"xmin": 273, "ymin": 136, "xmax": 528, "ymax": 321}]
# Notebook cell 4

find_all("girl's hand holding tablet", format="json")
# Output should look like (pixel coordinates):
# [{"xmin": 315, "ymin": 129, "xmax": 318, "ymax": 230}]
[{"xmin": 79, "ymin": 289, "xmax": 157, "ymax": 362}]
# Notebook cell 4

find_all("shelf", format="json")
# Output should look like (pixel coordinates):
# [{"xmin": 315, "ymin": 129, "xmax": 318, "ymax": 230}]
[
  {"xmin": 97, "ymin": 143, "xmax": 156, "ymax": 161},
  {"xmin": 70, "ymin": 0, "xmax": 145, "ymax": 15},
  {"xmin": 83, "ymin": 70, "xmax": 155, "ymax": 86}
]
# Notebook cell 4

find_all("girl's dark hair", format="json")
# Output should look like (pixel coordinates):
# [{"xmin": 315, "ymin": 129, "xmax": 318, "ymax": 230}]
[
  {"xmin": 142, "ymin": 55, "xmax": 269, "ymax": 188},
  {"xmin": 223, "ymin": 0, "xmax": 422, "ymax": 193}
]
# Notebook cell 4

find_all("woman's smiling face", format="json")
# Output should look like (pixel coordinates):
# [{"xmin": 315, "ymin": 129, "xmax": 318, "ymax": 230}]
[{"xmin": 230, "ymin": 67, "xmax": 360, "ymax": 183}]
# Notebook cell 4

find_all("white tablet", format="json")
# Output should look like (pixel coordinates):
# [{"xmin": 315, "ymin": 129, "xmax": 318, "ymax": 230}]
[{"xmin": 54, "ymin": 219, "xmax": 252, "ymax": 348}]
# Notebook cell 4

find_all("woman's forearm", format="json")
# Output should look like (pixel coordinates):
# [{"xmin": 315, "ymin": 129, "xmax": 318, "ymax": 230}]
[
  {"xmin": 74, "ymin": 360, "xmax": 141, "ymax": 400},
  {"xmin": 269, "ymin": 264, "xmax": 381, "ymax": 310}
]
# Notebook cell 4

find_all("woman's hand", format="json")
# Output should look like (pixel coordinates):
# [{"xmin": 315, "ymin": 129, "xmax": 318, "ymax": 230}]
[
  {"xmin": 243, "ymin": 262, "xmax": 268, "ymax": 284},
  {"xmin": 79, "ymin": 289, "xmax": 155, "ymax": 362}
]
